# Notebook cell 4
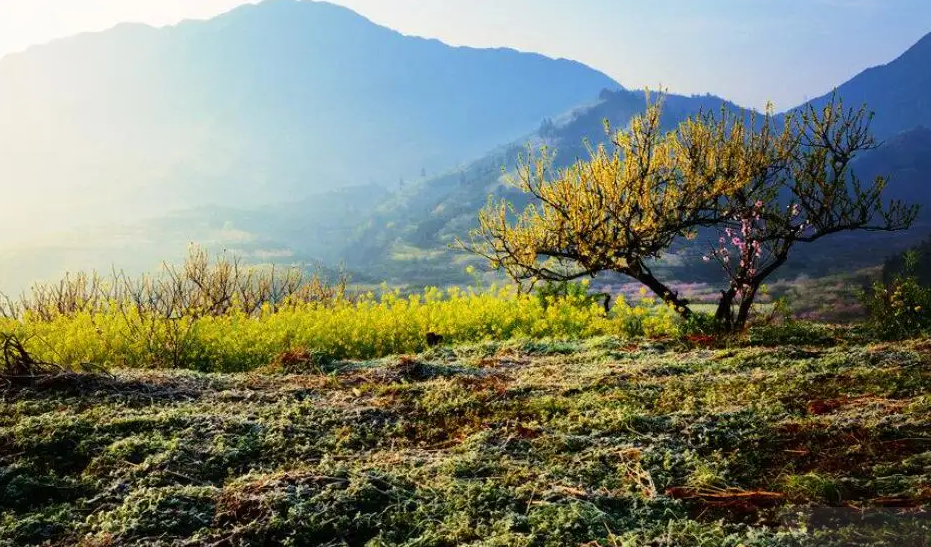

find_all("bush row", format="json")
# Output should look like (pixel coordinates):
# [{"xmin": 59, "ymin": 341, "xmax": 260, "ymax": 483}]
[{"xmin": 0, "ymin": 285, "xmax": 679, "ymax": 372}]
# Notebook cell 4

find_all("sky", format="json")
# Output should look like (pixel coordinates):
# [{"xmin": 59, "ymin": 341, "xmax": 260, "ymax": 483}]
[{"xmin": 0, "ymin": 0, "xmax": 929, "ymax": 110}]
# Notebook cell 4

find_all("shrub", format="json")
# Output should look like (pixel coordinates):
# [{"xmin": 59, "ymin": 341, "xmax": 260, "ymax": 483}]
[
  {"xmin": 1, "ymin": 244, "xmax": 345, "ymax": 321},
  {"xmin": 883, "ymin": 232, "xmax": 931, "ymax": 286},
  {"xmin": 533, "ymin": 279, "xmax": 608, "ymax": 311},
  {"xmin": 0, "ymin": 245, "xmax": 693, "ymax": 372},
  {"xmin": 681, "ymin": 312, "xmax": 725, "ymax": 337},
  {"xmin": 861, "ymin": 251, "xmax": 931, "ymax": 340},
  {"xmin": 0, "ymin": 245, "xmax": 347, "ymax": 370},
  {"xmin": 4, "ymin": 284, "xmax": 681, "ymax": 372}
]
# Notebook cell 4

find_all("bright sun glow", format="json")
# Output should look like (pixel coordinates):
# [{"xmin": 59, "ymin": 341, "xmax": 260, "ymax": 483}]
[{"xmin": 0, "ymin": 0, "xmax": 258, "ymax": 57}]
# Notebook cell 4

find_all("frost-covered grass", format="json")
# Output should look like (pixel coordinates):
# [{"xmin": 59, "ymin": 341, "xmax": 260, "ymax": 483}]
[{"xmin": 3, "ymin": 336, "xmax": 930, "ymax": 546}]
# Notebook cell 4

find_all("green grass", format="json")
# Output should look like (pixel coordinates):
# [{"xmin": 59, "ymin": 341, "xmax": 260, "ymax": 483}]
[{"xmin": 3, "ymin": 336, "xmax": 930, "ymax": 546}]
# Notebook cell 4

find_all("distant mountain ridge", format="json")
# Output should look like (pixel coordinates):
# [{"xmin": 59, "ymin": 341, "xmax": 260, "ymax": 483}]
[
  {"xmin": 334, "ymin": 89, "xmax": 751, "ymax": 285},
  {"xmin": 1, "ymin": 4, "xmax": 929, "ymax": 292},
  {"xmin": 334, "ymin": 30, "xmax": 931, "ymax": 284},
  {"xmin": 803, "ymin": 32, "xmax": 931, "ymax": 139},
  {"xmin": 0, "ymin": 0, "xmax": 617, "ymax": 240}
]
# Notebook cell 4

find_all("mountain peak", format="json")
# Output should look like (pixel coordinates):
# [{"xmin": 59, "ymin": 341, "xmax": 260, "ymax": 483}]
[
  {"xmin": 0, "ymin": 0, "xmax": 617, "ymax": 248},
  {"xmin": 221, "ymin": 0, "xmax": 373, "ymax": 25}
]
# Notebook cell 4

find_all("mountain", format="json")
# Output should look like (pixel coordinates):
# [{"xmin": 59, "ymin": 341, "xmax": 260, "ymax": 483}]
[
  {"xmin": 858, "ymin": 126, "xmax": 931, "ymax": 204},
  {"xmin": 0, "ymin": 0, "xmax": 617, "ymax": 245},
  {"xmin": 335, "ymin": 27, "xmax": 931, "ymax": 285},
  {"xmin": 805, "ymin": 32, "xmax": 931, "ymax": 139},
  {"xmin": 784, "ymin": 48, "xmax": 931, "ymax": 276},
  {"xmin": 336, "ymin": 89, "xmax": 749, "ymax": 285},
  {"xmin": 3, "ymin": 3, "xmax": 929, "ymax": 293}
]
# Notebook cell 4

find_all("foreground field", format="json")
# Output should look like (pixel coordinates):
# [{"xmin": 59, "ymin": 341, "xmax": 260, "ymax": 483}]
[{"xmin": 3, "ymin": 337, "xmax": 931, "ymax": 546}]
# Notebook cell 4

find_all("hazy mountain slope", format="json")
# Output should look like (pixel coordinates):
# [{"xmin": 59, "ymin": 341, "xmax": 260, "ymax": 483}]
[
  {"xmin": 784, "ymin": 126, "xmax": 931, "ymax": 277},
  {"xmin": 0, "ymin": 0, "xmax": 617, "ymax": 243},
  {"xmin": 859, "ymin": 126, "xmax": 931, "ymax": 204},
  {"xmin": 337, "ymin": 89, "xmax": 747, "ymax": 284},
  {"xmin": 804, "ymin": 31, "xmax": 931, "ymax": 139},
  {"xmin": 340, "ymin": 47, "xmax": 931, "ymax": 286},
  {"xmin": 3, "ymin": 2, "xmax": 929, "ymax": 292}
]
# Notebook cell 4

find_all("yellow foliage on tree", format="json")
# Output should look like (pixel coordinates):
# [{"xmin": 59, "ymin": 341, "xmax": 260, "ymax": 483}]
[{"xmin": 463, "ymin": 94, "xmax": 917, "ymax": 331}]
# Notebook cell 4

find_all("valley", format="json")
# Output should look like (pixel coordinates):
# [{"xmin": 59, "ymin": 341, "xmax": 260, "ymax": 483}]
[{"xmin": 1, "ymin": 2, "xmax": 931, "ymax": 546}]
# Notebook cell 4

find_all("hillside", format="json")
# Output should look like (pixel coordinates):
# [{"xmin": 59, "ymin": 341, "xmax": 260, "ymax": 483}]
[
  {"xmin": 335, "ymin": 93, "xmax": 931, "ymax": 286},
  {"xmin": 334, "ymin": 31, "xmax": 931, "ymax": 286},
  {"xmin": 780, "ymin": 125, "xmax": 931, "ymax": 279},
  {"xmin": 861, "ymin": 126, "xmax": 931, "ymax": 204},
  {"xmin": 2, "ymin": 5, "xmax": 930, "ymax": 294},
  {"xmin": 0, "ymin": 0, "xmax": 616, "ymax": 249},
  {"xmin": 337, "ymin": 90, "xmax": 748, "ymax": 285},
  {"xmin": 4, "ymin": 337, "xmax": 931, "ymax": 546},
  {"xmin": 804, "ymin": 32, "xmax": 931, "ymax": 140}
]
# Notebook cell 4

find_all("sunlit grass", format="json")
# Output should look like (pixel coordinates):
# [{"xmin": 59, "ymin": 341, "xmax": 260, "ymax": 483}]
[{"xmin": 3, "ymin": 337, "xmax": 930, "ymax": 545}]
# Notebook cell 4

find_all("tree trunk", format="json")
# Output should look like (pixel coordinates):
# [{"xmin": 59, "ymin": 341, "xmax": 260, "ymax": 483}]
[
  {"xmin": 734, "ymin": 283, "xmax": 760, "ymax": 331},
  {"xmin": 730, "ymin": 253, "xmax": 789, "ymax": 332},
  {"xmin": 629, "ymin": 266, "xmax": 693, "ymax": 320},
  {"xmin": 715, "ymin": 288, "xmax": 737, "ymax": 332}
]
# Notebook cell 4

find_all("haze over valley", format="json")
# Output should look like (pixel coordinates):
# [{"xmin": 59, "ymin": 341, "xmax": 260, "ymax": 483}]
[
  {"xmin": 1, "ymin": 0, "xmax": 930, "ymax": 293},
  {"xmin": 6, "ymin": 4, "xmax": 931, "ymax": 546}
]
